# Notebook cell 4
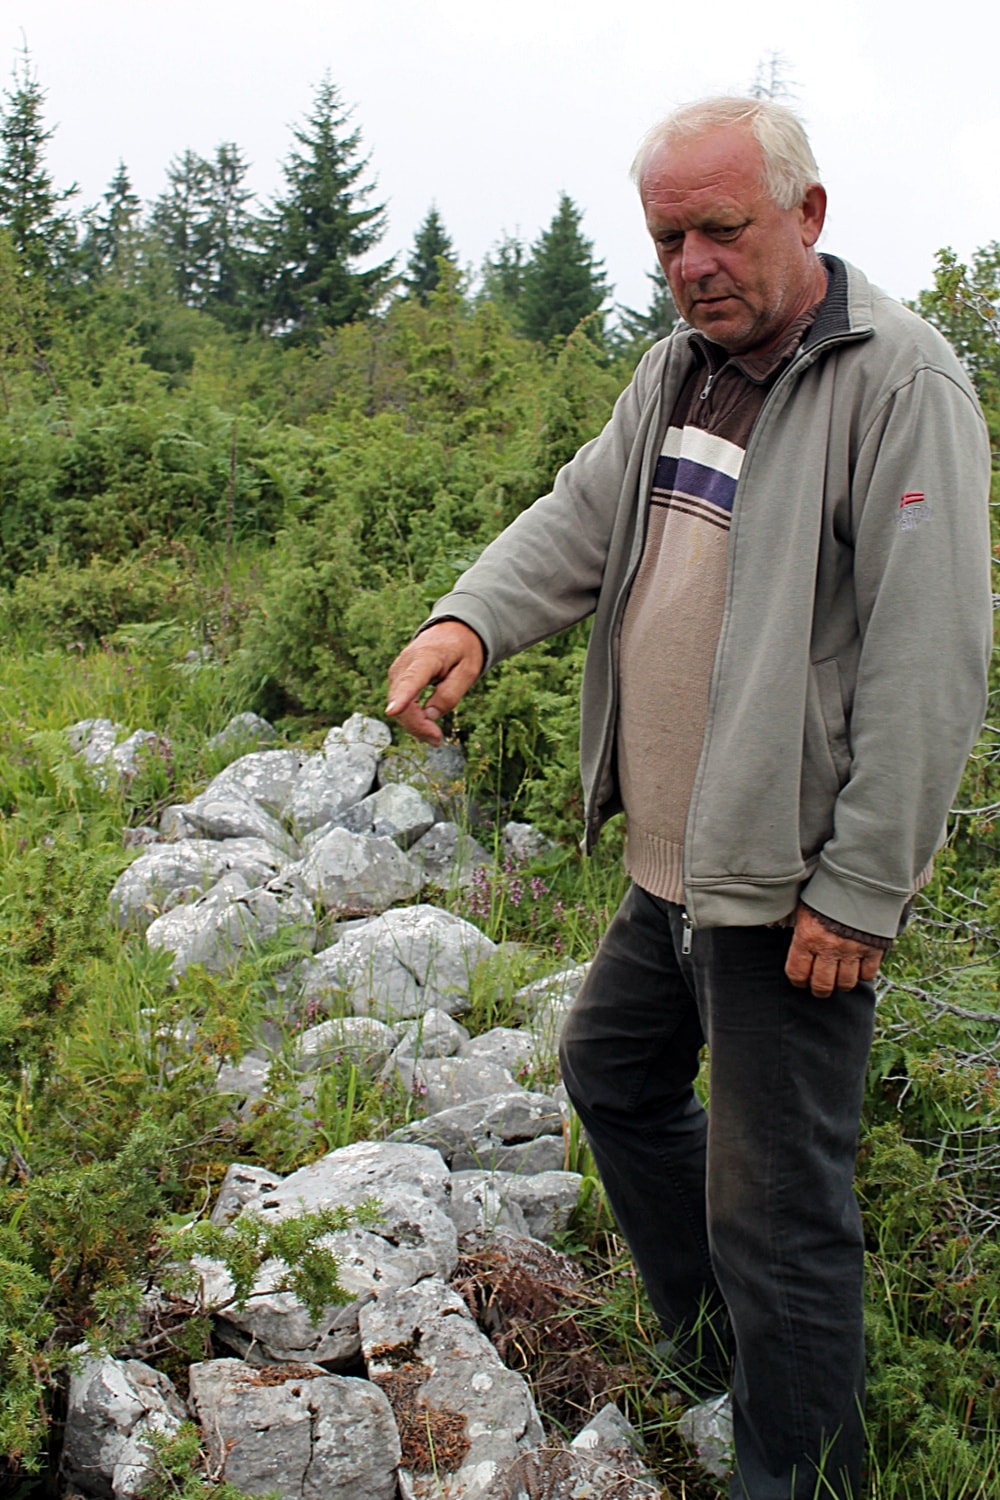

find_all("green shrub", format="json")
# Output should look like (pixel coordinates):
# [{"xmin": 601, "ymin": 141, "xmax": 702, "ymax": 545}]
[{"xmin": 0, "ymin": 550, "xmax": 200, "ymax": 647}]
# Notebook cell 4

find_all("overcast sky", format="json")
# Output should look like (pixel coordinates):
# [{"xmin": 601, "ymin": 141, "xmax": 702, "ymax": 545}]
[{"xmin": 6, "ymin": 0, "xmax": 999, "ymax": 317}]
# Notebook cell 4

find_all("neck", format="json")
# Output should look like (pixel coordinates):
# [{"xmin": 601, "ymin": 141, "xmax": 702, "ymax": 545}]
[{"xmin": 749, "ymin": 255, "xmax": 828, "ymax": 355}]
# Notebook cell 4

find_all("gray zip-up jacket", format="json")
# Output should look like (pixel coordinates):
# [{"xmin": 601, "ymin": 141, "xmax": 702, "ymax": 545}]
[{"xmin": 427, "ymin": 259, "xmax": 993, "ymax": 938}]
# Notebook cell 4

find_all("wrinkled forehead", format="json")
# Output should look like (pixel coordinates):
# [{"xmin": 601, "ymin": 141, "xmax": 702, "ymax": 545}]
[{"xmin": 639, "ymin": 125, "xmax": 770, "ymax": 208}]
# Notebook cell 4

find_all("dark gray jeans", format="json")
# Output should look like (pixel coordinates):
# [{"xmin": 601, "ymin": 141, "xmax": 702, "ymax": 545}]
[{"xmin": 558, "ymin": 885, "xmax": 875, "ymax": 1500}]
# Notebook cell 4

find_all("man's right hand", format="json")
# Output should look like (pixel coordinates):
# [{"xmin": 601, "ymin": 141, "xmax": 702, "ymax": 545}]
[{"xmin": 385, "ymin": 620, "xmax": 484, "ymax": 745}]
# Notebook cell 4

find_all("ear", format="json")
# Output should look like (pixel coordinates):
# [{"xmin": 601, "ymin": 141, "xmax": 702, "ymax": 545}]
[{"xmin": 800, "ymin": 184, "xmax": 827, "ymax": 247}]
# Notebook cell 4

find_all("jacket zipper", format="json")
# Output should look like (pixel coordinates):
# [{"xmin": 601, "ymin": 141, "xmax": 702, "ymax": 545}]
[
  {"xmin": 681, "ymin": 325, "xmax": 873, "ymax": 926},
  {"xmin": 584, "ymin": 317, "xmax": 872, "ymax": 887}
]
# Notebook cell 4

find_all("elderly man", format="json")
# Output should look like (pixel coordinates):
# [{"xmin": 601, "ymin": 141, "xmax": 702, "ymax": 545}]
[{"xmin": 386, "ymin": 98, "xmax": 992, "ymax": 1499}]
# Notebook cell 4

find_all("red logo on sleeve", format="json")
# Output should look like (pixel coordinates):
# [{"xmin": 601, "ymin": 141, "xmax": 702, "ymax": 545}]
[{"xmin": 898, "ymin": 492, "xmax": 929, "ymax": 531}]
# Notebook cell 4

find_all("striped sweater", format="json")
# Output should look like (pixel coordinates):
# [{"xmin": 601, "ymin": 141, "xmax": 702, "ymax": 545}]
[{"xmin": 618, "ymin": 311, "xmax": 818, "ymax": 904}]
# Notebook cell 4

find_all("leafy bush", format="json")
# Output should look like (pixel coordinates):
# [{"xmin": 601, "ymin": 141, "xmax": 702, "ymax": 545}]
[{"xmin": 0, "ymin": 549, "xmax": 200, "ymax": 647}]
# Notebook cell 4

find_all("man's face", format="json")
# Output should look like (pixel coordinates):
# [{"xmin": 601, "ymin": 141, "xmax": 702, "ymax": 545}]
[{"xmin": 639, "ymin": 125, "xmax": 827, "ymax": 355}]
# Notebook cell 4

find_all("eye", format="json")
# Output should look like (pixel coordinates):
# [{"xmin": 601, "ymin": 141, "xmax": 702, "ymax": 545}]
[
  {"xmin": 656, "ymin": 232, "xmax": 683, "ymax": 252},
  {"xmin": 710, "ymin": 223, "xmax": 746, "ymax": 242}
]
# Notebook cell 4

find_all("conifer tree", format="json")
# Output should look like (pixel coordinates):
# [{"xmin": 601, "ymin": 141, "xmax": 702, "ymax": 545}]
[
  {"xmin": 150, "ymin": 148, "xmax": 214, "ymax": 304},
  {"xmin": 612, "ymin": 268, "xmax": 678, "ymax": 355},
  {"xmin": 479, "ymin": 233, "xmax": 526, "ymax": 320},
  {"xmin": 204, "ymin": 142, "xmax": 257, "ymax": 317},
  {"xmin": 518, "ymin": 193, "xmax": 609, "ymax": 347},
  {"xmin": 149, "ymin": 144, "xmax": 258, "ymax": 322},
  {"xmin": 0, "ymin": 50, "xmax": 77, "ymax": 283},
  {"xmin": 82, "ymin": 160, "xmax": 142, "ymax": 281},
  {"xmin": 257, "ymin": 75, "xmax": 393, "ymax": 340},
  {"xmin": 403, "ymin": 205, "xmax": 455, "ymax": 305}
]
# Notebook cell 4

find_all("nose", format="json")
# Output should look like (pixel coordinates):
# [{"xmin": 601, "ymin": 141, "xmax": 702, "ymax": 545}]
[{"xmin": 679, "ymin": 231, "xmax": 719, "ymax": 284}]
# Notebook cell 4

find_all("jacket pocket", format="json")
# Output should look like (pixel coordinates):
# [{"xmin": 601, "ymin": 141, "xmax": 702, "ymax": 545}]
[
  {"xmin": 813, "ymin": 657, "xmax": 852, "ymax": 785},
  {"xmin": 800, "ymin": 658, "xmax": 851, "ymax": 859}
]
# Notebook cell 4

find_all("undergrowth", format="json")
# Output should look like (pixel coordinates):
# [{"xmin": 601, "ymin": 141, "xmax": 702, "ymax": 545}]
[{"xmin": 0, "ymin": 582, "xmax": 998, "ymax": 1498}]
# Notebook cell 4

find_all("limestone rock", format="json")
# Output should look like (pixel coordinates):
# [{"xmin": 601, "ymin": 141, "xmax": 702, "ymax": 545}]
[
  {"xmin": 188, "ymin": 1357, "xmax": 400, "ymax": 1500},
  {"xmin": 61, "ymin": 1353, "xmax": 186, "ymax": 1499},
  {"xmin": 513, "ymin": 964, "xmax": 590, "ymax": 1053},
  {"xmin": 502, "ymin": 822, "xmax": 556, "ymax": 864},
  {"xmin": 214, "ymin": 1054, "xmax": 271, "ymax": 1117},
  {"xmin": 464, "ymin": 1026, "xmax": 536, "ymax": 1076},
  {"xmin": 482, "ymin": 1398, "xmax": 657, "ymax": 1498},
  {"xmin": 288, "ymin": 744, "xmax": 378, "ymax": 834},
  {"xmin": 208, "ymin": 749, "xmax": 306, "ymax": 817},
  {"xmin": 145, "ymin": 871, "xmax": 315, "ymax": 975},
  {"xmin": 122, "ymin": 825, "xmax": 161, "ymax": 848},
  {"xmin": 333, "ymin": 782, "xmax": 436, "ymax": 849},
  {"xmin": 361, "ymin": 1277, "xmax": 543, "ymax": 1500},
  {"xmin": 406, "ymin": 1055, "xmax": 517, "ymax": 1115},
  {"xmin": 210, "ymin": 1163, "xmax": 285, "ymax": 1227},
  {"xmin": 324, "ymin": 713, "xmax": 392, "ymax": 753},
  {"xmin": 391, "ymin": 1090, "xmax": 564, "ymax": 1171},
  {"xmin": 393, "ymin": 1008, "xmax": 471, "ymax": 1062},
  {"xmin": 111, "ymin": 729, "xmax": 168, "ymax": 780},
  {"xmin": 571, "ymin": 1401, "xmax": 645, "ymax": 1457},
  {"xmin": 294, "ymin": 827, "xmax": 421, "ymax": 915},
  {"xmin": 513, "ymin": 965, "xmax": 589, "ymax": 1018},
  {"xmin": 447, "ymin": 1172, "xmax": 531, "ymax": 1242},
  {"xmin": 475, "ymin": 1136, "xmax": 567, "ymax": 1175},
  {"xmin": 207, "ymin": 712, "xmax": 278, "ymax": 749},
  {"xmin": 110, "ymin": 838, "xmax": 286, "ymax": 932},
  {"xmin": 67, "ymin": 717, "xmax": 123, "ymax": 764},
  {"xmin": 410, "ymin": 820, "xmax": 493, "ymax": 889},
  {"xmin": 448, "ymin": 1170, "xmax": 582, "ymax": 1243},
  {"xmin": 377, "ymin": 741, "xmax": 467, "ymax": 817},
  {"xmin": 293, "ymin": 1015, "xmax": 399, "ymax": 1075},
  {"xmin": 68, "ymin": 719, "xmax": 167, "ymax": 788},
  {"xmin": 301, "ymin": 905, "xmax": 495, "ymax": 1021},
  {"xmin": 159, "ymin": 804, "xmax": 199, "ymax": 840},
  {"xmin": 179, "ymin": 782, "xmax": 298, "ymax": 856},
  {"xmin": 677, "ymin": 1393, "xmax": 734, "ymax": 1479},
  {"xmin": 199, "ymin": 1141, "xmax": 457, "ymax": 1366}
]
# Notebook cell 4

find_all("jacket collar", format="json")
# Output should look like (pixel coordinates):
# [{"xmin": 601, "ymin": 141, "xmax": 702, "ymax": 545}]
[
  {"xmin": 672, "ymin": 254, "xmax": 874, "ymax": 364},
  {"xmin": 805, "ymin": 255, "xmax": 875, "ymax": 346}
]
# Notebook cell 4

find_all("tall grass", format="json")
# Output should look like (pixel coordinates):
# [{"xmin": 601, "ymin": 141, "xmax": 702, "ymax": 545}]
[{"xmin": 1, "ymin": 607, "xmax": 998, "ymax": 1496}]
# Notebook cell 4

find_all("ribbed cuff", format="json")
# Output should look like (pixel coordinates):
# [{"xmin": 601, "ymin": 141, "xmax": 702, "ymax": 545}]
[{"xmin": 799, "ymin": 901, "xmax": 893, "ymax": 951}]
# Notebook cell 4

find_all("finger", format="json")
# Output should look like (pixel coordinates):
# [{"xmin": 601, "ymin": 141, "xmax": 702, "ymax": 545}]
[
  {"xmin": 422, "ymin": 658, "xmax": 482, "ymax": 718},
  {"xmin": 785, "ymin": 932, "xmax": 814, "ymax": 988},
  {"xmin": 808, "ymin": 954, "xmax": 839, "ymax": 999},
  {"xmin": 386, "ymin": 650, "xmax": 440, "ymax": 718},
  {"xmin": 833, "ymin": 957, "xmax": 860, "ymax": 993},
  {"xmin": 392, "ymin": 697, "xmax": 444, "ymax": 745},
  {"xmin": 386, "ymin": 626, "xmax": 483, "ymax": 720},
  {"xmin": 860, "ymin": 950, "xmax": 884, "ymax": 983}
]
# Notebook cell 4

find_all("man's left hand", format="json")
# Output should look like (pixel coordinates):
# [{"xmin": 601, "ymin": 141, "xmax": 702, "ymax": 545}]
[{"xmin": 785, "ymin": 905, "xmax": 885, "ymax": 998}]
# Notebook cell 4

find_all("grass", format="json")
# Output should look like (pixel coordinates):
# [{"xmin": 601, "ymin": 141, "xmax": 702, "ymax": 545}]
[{"xmin": 1, "ymin": 621, "xmax": 999, "ymax": 1497}]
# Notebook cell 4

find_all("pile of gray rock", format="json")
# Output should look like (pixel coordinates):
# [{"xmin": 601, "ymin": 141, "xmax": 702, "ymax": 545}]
[
  {"xmin": 63, "ymin": 1141, "xmax": 654, "ymax": 1500},
  {"xmin": 60, "ymin": 711, "xmax": 730, "ymax": 1499}
]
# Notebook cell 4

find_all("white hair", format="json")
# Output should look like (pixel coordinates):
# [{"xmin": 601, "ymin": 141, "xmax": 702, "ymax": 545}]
[{"xmin": 630, "ymin": 96, "xmax": 821, "ymax": 211}]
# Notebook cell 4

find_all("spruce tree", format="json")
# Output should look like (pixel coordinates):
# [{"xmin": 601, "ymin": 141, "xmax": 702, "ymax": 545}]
[
  {"xmin": 403, "ymin": 205, "xmax": 455, "ymax": 305},
  {"xmin": 479, "ymin": 233, "xmax": 526, "ymax": 320},
  {"xmin": 257, "ymin": 75, "xmax": 393, "ymax": 340},
  {"xmin": 150, "ymin": 144, "xmax": 258, "ymax": 323},
  {"xmin": 0, "ymin": 50, "xmax": 77, "ymax": 283},
  {"xmin": 518, "ymin": 193, "xmax": 609, "ymax": 347},
  {"xmin": 82, "ymin": 161, "xmax": 142, "ymax": 281},
  {"xmin": 150, "ymin": 148, "xmax": 214, "ymax": 304},
  {"xmin": 204, "ymin": 142, "xmax": 256, "ymax": 317},
  {"xmin": 612, "ymin": 268, "xmax": 678, "ymax": 356}
]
